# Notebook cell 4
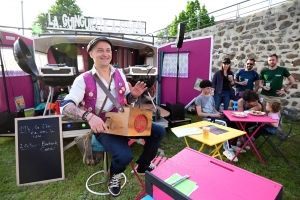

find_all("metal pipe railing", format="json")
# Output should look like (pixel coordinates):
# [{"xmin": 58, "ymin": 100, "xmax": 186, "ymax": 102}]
[{"xmin": 152, "ymin": 0, "xmax": 289, "ymax": 42}]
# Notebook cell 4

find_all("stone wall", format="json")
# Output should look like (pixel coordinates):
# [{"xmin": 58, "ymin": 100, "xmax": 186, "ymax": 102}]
[{"xmin": 158, "ymin": 0, "xmax": 300, "ymax": 109}]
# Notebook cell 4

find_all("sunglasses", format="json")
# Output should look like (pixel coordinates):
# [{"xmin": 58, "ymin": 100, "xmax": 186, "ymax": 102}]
[{"xmin": 246, "ymin": 63, "xmax": 254, "ymax": 66}]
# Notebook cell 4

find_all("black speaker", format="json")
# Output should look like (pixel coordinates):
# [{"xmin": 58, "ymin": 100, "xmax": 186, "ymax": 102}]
[
  {"xmin": 175, "ymin": 23, "xmax": 185, "ymax": 48},
  {"xmin": 166, "ymin": 102, "xmax": 185, "ymax": 121},
  {"xmin": 62, "ymin": 120, "xmax": 90, "ymax": 131},
  {"xmin": 17, "ymin": 109, "xmax": 25, "ymax": 118},
  {"xmin": 0, "ymin": 113, "xmax": 17, "ymax": 133}
]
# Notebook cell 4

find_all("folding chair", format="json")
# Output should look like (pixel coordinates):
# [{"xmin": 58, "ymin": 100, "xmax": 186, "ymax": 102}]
[
  {"xmin": 128, "ymin": 138, "xmax": 168, "ymax": 200},
  {"xmin": 130, "ymin": 155, "xmax": 168, "ymax": 200},
  {"xmin": 194, "ymin": 102, "xmax": 227, "ymax": 126},
  {"xmin": 257, "ymin": 107, "xmax": 298, "ymax": 163},
  {"xmin": 232, "ymin": 101, "xmax": 238, "ymax": 111}
]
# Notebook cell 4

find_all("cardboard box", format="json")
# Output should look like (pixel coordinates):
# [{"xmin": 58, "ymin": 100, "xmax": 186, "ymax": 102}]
[{"xmin": 105, "ymin": 107, "xmax": 152, "ymax": 137}]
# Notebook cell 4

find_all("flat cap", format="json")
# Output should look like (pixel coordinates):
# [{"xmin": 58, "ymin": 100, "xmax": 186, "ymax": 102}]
[{"xmin": 87, "ymin": 37, "xmax": 113, "ymax": 52}]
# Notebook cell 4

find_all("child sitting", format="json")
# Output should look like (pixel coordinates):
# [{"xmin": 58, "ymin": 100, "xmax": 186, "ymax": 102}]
[
  {"xmin": 195, "ymin": 80, "xmax": 238, "ymax": 162},
  {"xmin": 253, "ymin": 100, "xmax": 282, "ymax": 139}
]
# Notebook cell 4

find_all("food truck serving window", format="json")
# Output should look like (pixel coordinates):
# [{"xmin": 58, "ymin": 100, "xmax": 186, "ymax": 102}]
[{"xmin": 0, "ymin": 46, "xmax": 29, "ymax": 77}]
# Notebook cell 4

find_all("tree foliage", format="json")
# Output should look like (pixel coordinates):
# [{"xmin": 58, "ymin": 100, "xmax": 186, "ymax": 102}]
[
  {"xmin": 157, "ymin": 0, "xmax": 215, "ymax": 38},
  {"xmin": 31, "ymin": 0, "xmax": 82, "ymax": 34}
]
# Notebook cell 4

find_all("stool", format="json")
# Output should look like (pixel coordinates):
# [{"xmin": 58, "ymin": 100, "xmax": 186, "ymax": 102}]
[
  {"xmin": 85, "ymin": 135, "xmax": 127, "ymax": 198},
  {"xmin": 86, "ymin": 136, "xmax": 166, "ymax": 199}
]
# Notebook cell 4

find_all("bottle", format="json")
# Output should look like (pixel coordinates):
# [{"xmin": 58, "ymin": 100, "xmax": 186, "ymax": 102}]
[{"xmin": 219, "ymin": 103, "xmax": 224, "ymax": 113}]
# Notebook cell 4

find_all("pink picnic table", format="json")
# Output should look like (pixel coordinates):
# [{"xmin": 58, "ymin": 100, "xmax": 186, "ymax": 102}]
[
  {"xmin": 222, "ymin": 110, "xmax": 276, "ymax": 165},
  {"xmin": 151, "ymin": 147, "xmax": 282, "ymax": 200}
]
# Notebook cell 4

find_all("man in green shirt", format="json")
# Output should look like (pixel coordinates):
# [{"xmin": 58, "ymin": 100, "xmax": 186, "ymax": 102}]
[
  {"xmin": 258, "ymin": 54, "xmax": 295, "ymax": 131},
  {"xmin": 259, "ymin": 54, "xmax": 295, "ymax": 101}
]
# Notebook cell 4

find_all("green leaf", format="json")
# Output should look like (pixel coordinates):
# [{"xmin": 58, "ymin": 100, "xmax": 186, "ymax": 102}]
[{"xmin": 32, "ymin": 26, "xmax": 43, "ymax": 34}]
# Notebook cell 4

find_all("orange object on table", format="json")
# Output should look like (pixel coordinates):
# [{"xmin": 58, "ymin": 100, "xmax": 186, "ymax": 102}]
[{"xmin": 46, "ymin": 101, "xmax": 60, "ymax": 115}]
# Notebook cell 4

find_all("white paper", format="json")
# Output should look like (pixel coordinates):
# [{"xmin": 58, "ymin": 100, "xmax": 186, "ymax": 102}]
[{"xmin": 172, "ymin": 128, "xmax": 202, "ymax": 138}]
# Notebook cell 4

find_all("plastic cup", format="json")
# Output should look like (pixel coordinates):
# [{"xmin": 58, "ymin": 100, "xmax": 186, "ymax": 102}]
[
  {"xmin": 203, "ymin": 127, "xmax": 210, "ymax": 139},
  {"xmin": 266, "ymin": 82, "xmax": 270, "ymax": 87},
  {"xmin": 260, "ymin": 97, "xmax": 264, "ymax": 103},
  {"xmin": 228, "ymin": 75, "xmax": 233, "ymax": 80},
  {"xmin": 245, "ymin": 79, "xmax": 248, "ymax": 84}
]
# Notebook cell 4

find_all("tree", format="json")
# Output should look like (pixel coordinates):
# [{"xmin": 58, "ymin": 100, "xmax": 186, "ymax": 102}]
[
  {"xmin": 169, "ymin": 11, "xmax": 188, "ymax": 36},
  {"xmin": 157, "ymin": 0, "xmax": 215, "ymax": 38},
  {"xmin": 31, "ymin": 0, "xmax": 82, "ymax": 34}
]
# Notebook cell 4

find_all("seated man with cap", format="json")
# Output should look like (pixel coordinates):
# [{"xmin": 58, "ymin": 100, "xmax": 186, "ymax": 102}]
[{"xmin": 60, "ymin": 37, "xmax": 165, "ymax": 197}]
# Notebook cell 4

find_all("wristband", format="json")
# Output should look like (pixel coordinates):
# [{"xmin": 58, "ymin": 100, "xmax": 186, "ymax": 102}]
[
  {"xmin": 284, "ymin": 89, "xmax": 288, "ymax": 93},
  {"xmin": 129, "ymin": 94, "xmax": 138, "ymax": 103},
  {"xmin": 87, "ymin": 114, "xmax": 94, "ymax": 123},
  {"xmin": 82, "ymin": 111, "xmax": 91, "ymax": 121},
  {"xmin": 130, "ymin": 94, "xmax": 138, "ymax": 100}
]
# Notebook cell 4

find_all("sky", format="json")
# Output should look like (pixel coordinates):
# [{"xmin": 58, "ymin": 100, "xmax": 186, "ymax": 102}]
[{"xmin": 0, "ymin": 0, "xmax": 286, "ymax": 37}]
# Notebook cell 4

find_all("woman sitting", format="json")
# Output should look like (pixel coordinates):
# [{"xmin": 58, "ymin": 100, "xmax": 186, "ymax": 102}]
[{"xmin": 238, "ymin": 89, "xmax": 263, "ymax": 112}]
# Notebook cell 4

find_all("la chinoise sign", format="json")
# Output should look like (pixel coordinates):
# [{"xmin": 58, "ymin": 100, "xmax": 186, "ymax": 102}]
[{"xmin": 47, "ymin": 13, "xmax": 146, "ymax": 34}]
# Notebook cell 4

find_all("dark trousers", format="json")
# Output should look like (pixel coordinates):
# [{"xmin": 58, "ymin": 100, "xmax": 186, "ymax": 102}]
[
  {"xmin": 94, "ymin": 122, "xmax": 165, "ymax": 174},
  {"xmin": 213, "ymin": 91, "xmax": 231, "ymax": 111},
  {"xmin": 253, "ymin": 127, "xmax": 272, "ymax": 139}
]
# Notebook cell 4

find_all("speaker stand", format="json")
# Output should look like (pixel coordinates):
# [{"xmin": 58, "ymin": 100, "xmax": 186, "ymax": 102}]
[
  {"xmin": 147, "ymin": 91, "xmax": 157, "ymax": 110},
  {"xmin": 176, "ymin": 47, "xmax": 180, "ymax": 103},
  {"xmin": 43, "ymin": 86, "xmax": 54, "ymax": 116}
]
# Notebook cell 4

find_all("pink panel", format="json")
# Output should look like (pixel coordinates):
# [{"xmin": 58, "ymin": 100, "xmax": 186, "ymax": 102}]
[
  {"xmin": 158, "ymin": 37, "xmax": 212, "ymax": 105},
  {"xmin": 78, "ymin": 44, "xmax": 89, "ymax": 71},
  {"xmin": 0, "ymin": 75, "xmax": 33, "ymax": 113},
  {"xmin": 112, "ymin": 49, "xmax": 117, "ymax": 64},
  {"xmin": 47, "ymin": 48, "xmax": 57, "ymax": 64},
  {"xmin": 0, "ymin": 30, "xmax": 33, "ymax": 46},
  {"xmin": 0, "ymin": 30, "xmax": 34, "ymax": 112}
]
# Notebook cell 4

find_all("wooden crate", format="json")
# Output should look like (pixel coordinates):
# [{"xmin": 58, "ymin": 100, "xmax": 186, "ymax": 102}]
[{"xmin": 105, "ymin": 107, "xmax": 152, "ymax": 137}]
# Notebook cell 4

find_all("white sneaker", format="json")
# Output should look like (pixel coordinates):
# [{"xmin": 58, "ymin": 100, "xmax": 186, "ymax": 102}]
[
  {"xmin": 223, "ymin": 150, "xmax": 238, "ymax": 162},
  {"xmin": 236, "ymin": 137, "xmax": 243, "ymax": 147},
  {"xmin": 231, "ymin": 145, "xmax": 246, "ymax": 153},
  {"xmin": 244, "ymin": 145, "xmax": 250, "ymax": 150}
]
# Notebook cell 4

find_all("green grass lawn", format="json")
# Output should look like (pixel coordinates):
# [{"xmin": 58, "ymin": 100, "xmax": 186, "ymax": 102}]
[{"xmin": 1, "ymin": 113, "xmax": 300, "ymax": 199}]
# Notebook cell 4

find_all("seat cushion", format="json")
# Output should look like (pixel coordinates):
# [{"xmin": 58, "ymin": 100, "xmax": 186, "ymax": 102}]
[{"xmin": 92, "ymin": 134, "xmax": 106, "ymax": 152}]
